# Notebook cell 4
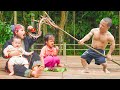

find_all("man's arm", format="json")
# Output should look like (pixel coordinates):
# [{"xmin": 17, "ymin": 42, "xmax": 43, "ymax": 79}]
[
  {"xmin": 106, "ymin": 34, "xmax": 115, "ymax": 60},
  {"xmin": 107, "ymin": 35, "xmax": 115, "ymax": 55},
  {"xmin": 78, "ymin": 29, "xmax": 94, "ymax": 45}
]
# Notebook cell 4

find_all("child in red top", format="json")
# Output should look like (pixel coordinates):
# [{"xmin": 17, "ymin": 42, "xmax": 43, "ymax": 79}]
[{"xmin": 40, "ymin": 34, "xmax": 63, "ymax": 70}]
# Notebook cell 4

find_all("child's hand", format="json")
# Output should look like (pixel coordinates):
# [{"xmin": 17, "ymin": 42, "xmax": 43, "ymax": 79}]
[
  {"xmin": 53, "ymin": 46, "xmax": 59, "ymax": 56},
  {"xmin": 4, "ymin": 53, "xmax": 8, "ymax": 57},
  {"xmin": 55, "ymin": 46, "xmax": 59, "ymax": 51},
  {"xmin": 4, "ymin": 53, "xmax": 11, "ymax": 58}
]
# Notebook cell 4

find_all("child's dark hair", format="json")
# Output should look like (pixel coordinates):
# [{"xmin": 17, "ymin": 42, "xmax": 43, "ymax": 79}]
[
  {"xmin": 12, "ymin": 36, "xmax": 21, "ymax": 42},
  {"xmin": 44, "ymin": 34, "xmax": 55, "ymax": 45}
]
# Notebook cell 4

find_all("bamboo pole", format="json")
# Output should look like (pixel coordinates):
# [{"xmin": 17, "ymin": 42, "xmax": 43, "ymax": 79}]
[
  {"xmin": 73, "ymin": 11, "xmax": 75, "ymax": 55},
  {"xmin": 119, "ymin": 11, "xmax": 120, "ymax": 55},
  {"xmin": 14, "ymin": 11, "xmax": 17, "ymax": 25}
]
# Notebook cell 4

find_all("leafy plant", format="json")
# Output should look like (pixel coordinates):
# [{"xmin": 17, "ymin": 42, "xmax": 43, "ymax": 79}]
[{"xmin": 0, "ymin": 20, "xmax": 13, "ymax": 45}]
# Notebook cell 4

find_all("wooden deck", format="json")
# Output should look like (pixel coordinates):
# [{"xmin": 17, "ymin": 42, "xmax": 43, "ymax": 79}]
[{"xmin": 0, "ymin": 56, "xmax": 120, "ymax": 79}]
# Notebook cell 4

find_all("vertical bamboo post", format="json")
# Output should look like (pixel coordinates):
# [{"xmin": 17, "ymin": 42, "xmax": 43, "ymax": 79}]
[
  {"xmin": 63, "ymin": 42, "xmax": 67, "ymax": 65},
  {"xmin": 73, "ymin": 11, "xmax": 75, "ymax": 56},
  {"xmin": 14, "ymin": 11, "xmax": 17, "ymax": 25},
  {"xmin": 63, "ymin": 42, "xmax": 66, "ymax": 56},
  {"xmin": 31, "ymin": 13, "xmax": 35, "ymax": 27},
  {"xmin": 119, "ymin": 11, "xmax": 120, "ymax": 55}
]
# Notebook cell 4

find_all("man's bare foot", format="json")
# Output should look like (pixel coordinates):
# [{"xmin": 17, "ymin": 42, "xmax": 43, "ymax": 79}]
[
  {"xmin": 57, "ymin": 64, "xmax": 64, "ymax": 67},
  {"xmin": 103, "ymin": 68, "xmax": 110, "ymax": 74},
  {"xmin": 9, "ymin": 72, "xmax": 14, "ymax": 76},
  {"xmin": 31, "ymin": 66, "xmax": 44, "ymax": 78},
  {"xmin": 32, "ymin": 66, "xmax": 39, "ymax": 71},
  {"xmin": 81, "ymin": 69, "xmax": 89, "ymax": 73}
]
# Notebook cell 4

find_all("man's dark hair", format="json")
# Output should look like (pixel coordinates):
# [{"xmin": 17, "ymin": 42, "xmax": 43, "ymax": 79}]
[{"xmin": 102, "ymin": 17, "xmax": 112, "ymax": 27}]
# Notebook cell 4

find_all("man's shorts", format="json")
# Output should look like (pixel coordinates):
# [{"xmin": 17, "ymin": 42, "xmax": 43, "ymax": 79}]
[{"xmin": 81, "ymin": 48, "xmax": 106, "ymax": 65}]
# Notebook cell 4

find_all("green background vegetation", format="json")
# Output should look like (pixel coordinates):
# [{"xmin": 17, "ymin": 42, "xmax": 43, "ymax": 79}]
[{"xmin": 0, "ymin": 11, "xmax": 119, "ymax": 56}]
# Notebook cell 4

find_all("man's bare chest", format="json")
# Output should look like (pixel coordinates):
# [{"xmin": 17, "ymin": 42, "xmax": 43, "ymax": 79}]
[{"xmin": 93, "ymin": 33, "xmax": 108, "ymax": 42}]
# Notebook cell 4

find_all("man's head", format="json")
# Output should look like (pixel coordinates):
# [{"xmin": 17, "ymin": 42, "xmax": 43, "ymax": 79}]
[
  {"xmin": 102, "ymin": 17, "xmax": 112, "ymax": 27},
  {"xmin": 12, "ymin": 24, "xmax": 26, "ymax": 39},
  {"xmin": 99, "ymin": 17, "xmax": 112, "ymax": 32}
]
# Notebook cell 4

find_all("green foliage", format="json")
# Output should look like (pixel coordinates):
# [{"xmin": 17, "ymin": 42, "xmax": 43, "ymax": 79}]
[
  {"xmin": 0, "ymin": 11, "xmax": 119, "ymax": 55},
  {"xmin": 0, "ymin": 20, "xmax": 13, "ymax": 44},
  {"xmin": 65, "ymin": 11, "xmax": 119, "ymax": 55}
]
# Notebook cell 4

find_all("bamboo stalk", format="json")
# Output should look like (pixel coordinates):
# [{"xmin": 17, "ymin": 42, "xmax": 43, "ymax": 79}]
[{"xmin": 14, "ymin": 11, "xmax": 17, "ymax": 25}]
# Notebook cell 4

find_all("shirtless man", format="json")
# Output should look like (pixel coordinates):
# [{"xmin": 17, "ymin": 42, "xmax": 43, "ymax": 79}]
[{"xmin": 78, "ymin": 17, "xmax": 115, "ymax": 74}]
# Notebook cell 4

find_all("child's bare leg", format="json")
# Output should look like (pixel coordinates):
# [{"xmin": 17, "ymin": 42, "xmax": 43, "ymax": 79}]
[
  {"xmin": 57, "ymin": 64, "xmax": 64, "ymax": 67},
  {"xmin": 81, "ymin": 58, "xmax": 89, "ymax": 73},
  {"xmin": 54, "ymin": 57, "xmax": 64, "ymax": 67},
  {"xmin": 8, "ymin": 61, "xmax": 14, "ymax": 76},
  {"xmin": 101, "ymin": 63, "xmax": 110, "ymax": 74}
]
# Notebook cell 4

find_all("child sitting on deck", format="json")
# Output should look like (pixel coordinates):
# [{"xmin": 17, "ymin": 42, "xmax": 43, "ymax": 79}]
[{"xmin": 40, "ymin": 34, "xmax": 64, "ymax": 70}]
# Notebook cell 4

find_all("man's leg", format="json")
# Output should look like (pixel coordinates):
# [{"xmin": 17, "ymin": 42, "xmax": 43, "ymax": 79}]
[
  {"xmin": 30, "ymin": 66, "xmax": 44, "ymax": 78},
  {"xmin": 81, "ymin": 57, "xmax": 89, "ymax": 73},
  {"xmin": 27, "ymin": 52, "xmax": 44, "ymax": 77},
  {"xmin": 94, "ymin": 51, "xmax": 110, "ymax": 74},
  {"xmin": 14, "ymin": 65, "xmax": 43, "ymax": 78},
  {"xmin": 14, "ymin": 65, "xmax": 29, "ymax": 77},
  {"xmin": 80, "ymin": 49, "xmax": 93, "ymax": 73},
  {"xmin": 8, "ymin": 51, "xmax": 44, "ymax": 78},
  {"xmin": 29, "ymin": 52, "xmax": 41, "ymax": 69},
  {"xmin": 101, "ymin": 63, "xmax": 110, "ymax": 74}
]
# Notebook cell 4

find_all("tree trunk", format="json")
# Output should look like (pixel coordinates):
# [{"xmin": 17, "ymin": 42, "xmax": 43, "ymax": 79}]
[
  {"xmin": 58, "ymin": 11, "xmax": 67, "ymax": 55},
  {"xmin": 42, "ymin": 11, "xmax": 47, "ymax": 36}
]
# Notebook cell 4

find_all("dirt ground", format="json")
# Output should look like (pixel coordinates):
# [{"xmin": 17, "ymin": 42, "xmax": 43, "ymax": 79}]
[{"xmin": 0, "ymin": 55, "xmax": 120, "ymax": 79}]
